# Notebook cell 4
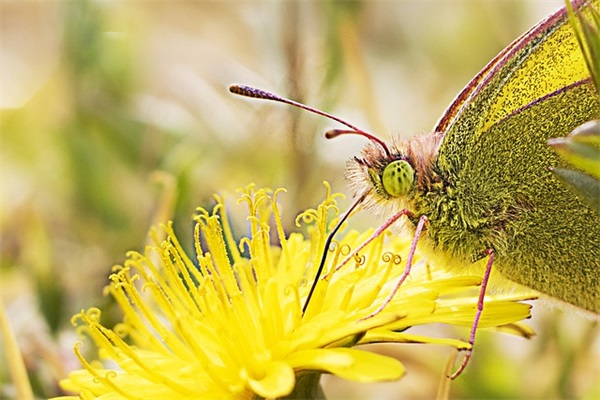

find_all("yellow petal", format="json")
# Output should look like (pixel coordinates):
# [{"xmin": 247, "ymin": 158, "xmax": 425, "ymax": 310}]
[
  {"xmin": 288, "ymin": 348, "xmax": 404, "ymax": 382},
  {"xmin": 360, "ymin": 330, "xmax": 471, "ymax": 350},
  {"xmin": 247, "ymin": 361, "xmax": 295, "ymax": 398}
]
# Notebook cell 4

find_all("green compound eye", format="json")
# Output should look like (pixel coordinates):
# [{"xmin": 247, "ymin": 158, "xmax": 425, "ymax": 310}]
[{"xmin": 382, "ymin": 160, "xmax": 414, "ymax": 197}]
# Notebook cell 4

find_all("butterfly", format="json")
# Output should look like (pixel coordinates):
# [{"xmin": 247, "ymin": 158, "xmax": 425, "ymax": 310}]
[{"xmin": 230, "ymin": 0, "xmax": 600, "ymax": 377}]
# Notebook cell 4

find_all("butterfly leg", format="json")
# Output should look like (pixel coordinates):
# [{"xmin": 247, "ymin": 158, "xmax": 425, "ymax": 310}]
[
  {"xmin": 362, "ymin": 214, "xmax": 429, "ymax": 320},
  {"xmin": 325, "ymin": 209, "xmax": 413, "ymax": 279},
  {"xmin": 449, "ymin": 248, "xmax": 495, "ymax": 379}
]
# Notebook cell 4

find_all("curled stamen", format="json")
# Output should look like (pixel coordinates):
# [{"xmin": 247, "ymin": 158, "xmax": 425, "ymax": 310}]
[
  {"xmin": 353, "ymin": 254, "xmax": 366, "ymax": 267},
  {"xmin": 381, "ymin": 252, "xmax": 402, "ymax": 266},
  {"xmin": 338, "ymin": 243, "xmax": 351, "ymax": 256}
]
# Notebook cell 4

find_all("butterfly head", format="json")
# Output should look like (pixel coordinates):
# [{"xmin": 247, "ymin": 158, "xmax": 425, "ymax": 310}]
[{"xmin": 342, "ymin": 134, "xmax": 442, "ymax": 216}]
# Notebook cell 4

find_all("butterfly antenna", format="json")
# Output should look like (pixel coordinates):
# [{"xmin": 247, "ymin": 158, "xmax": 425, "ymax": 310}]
[{"xmin": 229, "ymin": 84, "xmax": 391, "ymax": 158}]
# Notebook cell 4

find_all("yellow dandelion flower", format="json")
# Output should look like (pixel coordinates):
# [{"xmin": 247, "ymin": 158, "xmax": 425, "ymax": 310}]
[{"xmin": 56, "ymin": 184, "xmax": 535, "ymax": 399}]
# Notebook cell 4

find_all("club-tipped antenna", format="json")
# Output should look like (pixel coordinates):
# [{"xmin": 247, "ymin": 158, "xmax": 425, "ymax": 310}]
[{"xmin": 229, "ymin": 84, "xmax": 391, "ymax": 158}]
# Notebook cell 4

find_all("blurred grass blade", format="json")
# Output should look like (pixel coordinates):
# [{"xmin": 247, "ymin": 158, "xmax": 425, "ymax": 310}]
[
  {"xmin": 1, "ymin": 299, "xmax": 34, "ymax": 400},
  {"xmin": 566, "ymin": 0, "xmax": 600, "ymax": 94}
]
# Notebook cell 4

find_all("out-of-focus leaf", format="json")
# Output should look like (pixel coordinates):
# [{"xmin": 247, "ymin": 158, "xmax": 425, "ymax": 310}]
[
  {"xmin": 549, "ymin": 121, "xmax": 600, "ymax": 211},
  {"xmin": 549, "ymin": 166, "xmax": 600, "ymax": 213},
  {"xmin": 548, "ymin": 120, "xmax": 600, "ymax": 179}
]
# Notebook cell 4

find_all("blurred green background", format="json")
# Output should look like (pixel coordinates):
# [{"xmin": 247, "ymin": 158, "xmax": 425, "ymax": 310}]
[{"xmin": 1, "ymin": 1, "xmax": 598, "ymax": 399}]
